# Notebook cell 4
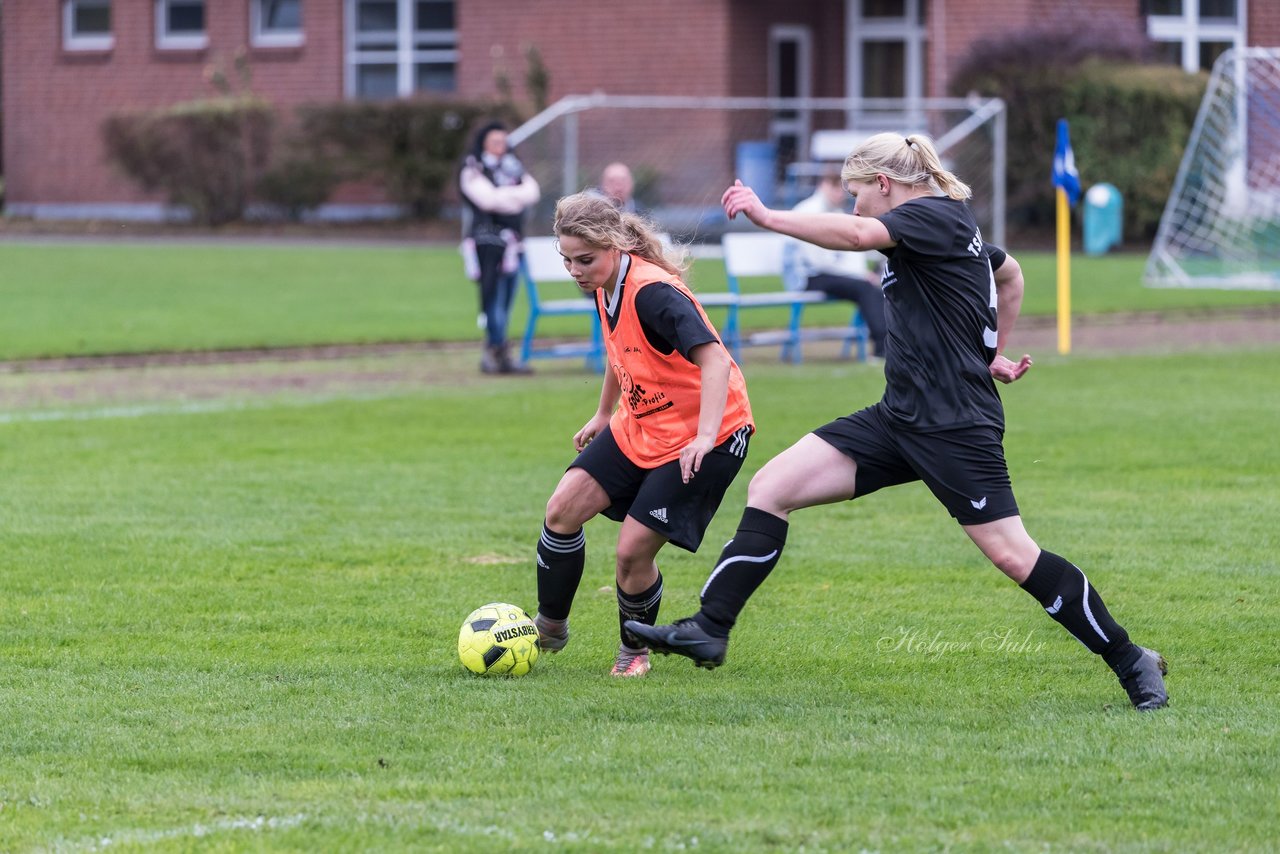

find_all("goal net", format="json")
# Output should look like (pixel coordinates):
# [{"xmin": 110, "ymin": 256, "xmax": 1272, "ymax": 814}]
[
  {"xmin": 1146, "ymin": 48, "xmax": 1280, "ymax": 289},
  {"xmin": 508, "ymin": 95, "xmax": 1006, "ymax": 248}
]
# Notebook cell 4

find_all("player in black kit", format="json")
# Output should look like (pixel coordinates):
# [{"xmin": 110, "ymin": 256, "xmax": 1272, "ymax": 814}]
[{"xmin": 627, "ymin": 133, "xmax": 1168, "ymax": 711}]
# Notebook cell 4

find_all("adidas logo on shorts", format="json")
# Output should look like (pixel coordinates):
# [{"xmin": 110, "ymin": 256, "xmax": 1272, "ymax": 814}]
[{"xmin": 649, "ymin": 507, "xmax": 669, "ymax": 523}]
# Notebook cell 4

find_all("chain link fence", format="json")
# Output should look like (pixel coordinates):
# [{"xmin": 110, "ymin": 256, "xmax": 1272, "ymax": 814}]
[{"xmin": 510, "ymin": 94, "xmax": 1006, "ymax": 247}]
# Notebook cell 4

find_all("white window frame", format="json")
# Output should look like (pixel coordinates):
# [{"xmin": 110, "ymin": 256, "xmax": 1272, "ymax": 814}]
[
  {"xmin": 768, "ymin": 25, "xmax": 814, "ymax": 162},
  {"xmin": 251, "ymin": 0, "xmax": 305, "ymax": 49},
  {"xmin": 845, "ymin": 0, "xmax": 927, "ymax": 129},
  {"xmin": 344, "ymin": 0, "xmax": 458, "ymax": 98},
  {"xmin": 1147, "ymin": 0, "xmax": 1247, "ymax": 73},
  {"xmin": 155, "ymin": 0, "xmax": 209, "ymax": 51},
  {"xmin": 64, "ymin": 0, "xmax": 115, "ymax": 51}
]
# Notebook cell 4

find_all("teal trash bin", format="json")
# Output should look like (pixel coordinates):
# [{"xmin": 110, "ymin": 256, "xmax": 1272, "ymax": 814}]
[
  {"xmin": 1083, "ymin": 183, "xmax": 1123, "ymax": 255},
  {"xmin": 735, "ymin": 141, "xmax": 778, "ymax": 208}
]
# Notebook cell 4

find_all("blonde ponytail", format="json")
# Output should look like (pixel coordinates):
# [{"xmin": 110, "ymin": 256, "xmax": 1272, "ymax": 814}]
[
  {"xmin": 905, "ymin": 134, "xmax": 971, "ymax": 200},
  {"xmin": 842, "ymin": 132, "xmax": 972, "ymax": 200}
]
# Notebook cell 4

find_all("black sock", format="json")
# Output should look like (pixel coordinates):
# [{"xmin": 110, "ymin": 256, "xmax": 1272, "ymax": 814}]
[
  {"xmin": 618, "ymin": 572, "xmax": 663, "ymax": 650},
  {"xmin": 1020, "ymin": 550, "xmax": 1135, "ymax": 669},
  {"xmin": 536, "ymin": 522, "xmax": 585, "ymax": 621},
  {"xmin": 696, "ymin": 507, "xmax": 788, "ymax": 637}
]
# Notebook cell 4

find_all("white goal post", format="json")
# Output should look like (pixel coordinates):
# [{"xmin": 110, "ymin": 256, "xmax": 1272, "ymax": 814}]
[
  {"xmin": 1145, "ymin": 48, "xmax": 1280, "ymax": 290},
  {"xmin": 509, "ymin": 94, "xmax": 1006, "ymax": 248}
]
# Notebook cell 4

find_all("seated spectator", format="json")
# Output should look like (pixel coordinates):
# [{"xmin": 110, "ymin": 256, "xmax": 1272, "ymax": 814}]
[
  {"xmin": 782, "ymin": 172, "xmax": 888, "ymax": 358},
  {"xmin": 591, "ymin": 162, "xmax": 638, "ymax": 213}
]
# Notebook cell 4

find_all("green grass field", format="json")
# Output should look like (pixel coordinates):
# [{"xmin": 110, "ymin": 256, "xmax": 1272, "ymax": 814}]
[
  {"xmin": 2, "ymin": 343, "xmax": 1277, "ymax": 850},
  {"xmin": 3, "ymin": 241, "xmax": 1280, "ymax": 360}
]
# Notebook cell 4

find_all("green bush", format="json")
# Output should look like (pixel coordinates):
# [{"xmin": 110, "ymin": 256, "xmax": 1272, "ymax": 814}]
[
  {"xmin": 103, "ymin": 97, "xmax": 273, "ymax": 226},
  {"xmin": 296, "ymin": 100, "xmax": 522, "ymax": 218},
  {"xmin": 952, "ymin": 31, "xmax": 1205, "ymax": 239},
  {"xmin": 103, "ymin": 95, "xmax": 522, "ymax": 224},
  {"xmin": 1060, "ymin": 62, "xmax": 1206, "ymax": 239},
  {"xmin": 255, "ymin": 149, "xmax": 340, "ymax": 222}
]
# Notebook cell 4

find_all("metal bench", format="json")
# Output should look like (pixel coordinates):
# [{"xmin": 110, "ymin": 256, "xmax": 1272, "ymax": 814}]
[
  {"xmin": 706, "ymin": 232, "xmax": 868, "ymax": 364},
  {"xmin": 518, "ymin": 236, "xmax": 605, "ymax": 372}
]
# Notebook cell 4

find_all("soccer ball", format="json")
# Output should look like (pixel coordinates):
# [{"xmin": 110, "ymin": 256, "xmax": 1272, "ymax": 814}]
[{"xmin": 458, "ymin": 602, "xmax": 540, "ymax": 676}]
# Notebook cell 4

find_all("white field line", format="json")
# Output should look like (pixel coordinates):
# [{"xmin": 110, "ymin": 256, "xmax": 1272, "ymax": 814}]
[
  {"xmin": 46, "ymin": 813, "xmax": 310, "ymax": 852},
  {"xmin": 44, "ymin": 807, "xmax": 529, "ymax": 852},
  {"xmin": 0, "ymin": 390, "xmax": 415, "ymax": 426}
]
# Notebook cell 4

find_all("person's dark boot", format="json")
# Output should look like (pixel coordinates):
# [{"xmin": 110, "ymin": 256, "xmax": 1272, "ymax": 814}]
[
  {"xmin": 534, "ymin": 613, "xmax": 569, "ymax": 653},
  {"xmin": 1113, "ymin": 646, "xmax": 1169, "ymax": 711},
  {"xmin": 497, "ymin": 344, "xmax": 533, "ymax": 375},
  {"xmin": 480, "ymin": 345, "xmax": 502, "ymax": 375},
  {"xmin": 625, "ymin": 618, "xmax": 728, "ymax": 669}
]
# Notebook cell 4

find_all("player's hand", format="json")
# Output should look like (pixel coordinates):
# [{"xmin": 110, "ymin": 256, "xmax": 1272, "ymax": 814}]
[
  {"xmin": 990, "ymin": 353, "xmax": 1033, "ymax": 384},
  {"xmin": 722, "ymin": 180, "xmax": 769, "ymax": 225},
  {"xmin": 679, "ymin": 436, "xmax": 716, "ymax": 484},
  {"xmin": 574, "ymin": 413, "xmax": 610, "ymax": 451}
]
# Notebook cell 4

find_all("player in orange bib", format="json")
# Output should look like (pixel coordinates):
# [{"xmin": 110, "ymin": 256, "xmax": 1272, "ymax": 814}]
[{"xmin": 532, "ymin": 192, "xmax": 754, "ymax": 677}]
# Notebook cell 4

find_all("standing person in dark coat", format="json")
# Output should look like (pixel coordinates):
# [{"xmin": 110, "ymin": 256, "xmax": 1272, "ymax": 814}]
[{"xmin": 459, "ymin": 121, "xmax": 540, "ymax": 374}]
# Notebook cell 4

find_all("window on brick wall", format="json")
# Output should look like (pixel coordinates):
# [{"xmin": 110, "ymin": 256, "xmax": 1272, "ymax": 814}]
[
  {"xmin": 252, "ymin": 0, "xmax": 304, "ymax": 48},
  {"xmin": 846, "ymin": 0, "xmax": 927, "ymax": 129},
  {"xmin": 64, "ymin": 0, "xmax": 114, "ymax": 51},
  {"xmin": 1146, "ymin": 0, "xmax": 1243, "ymax": 72},
  {"xmin": 156, "ymin": 0, "xmax": 208, "ymax": 50},
  {"xmin": 346, "ymin": 0, "xmax": 458, "ymax": 98},
  {"xmin": 769, "ymin": 25, "xmax": 813, "ymax": 164}
]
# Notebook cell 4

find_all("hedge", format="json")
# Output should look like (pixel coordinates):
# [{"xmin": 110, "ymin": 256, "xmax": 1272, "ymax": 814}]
[
  {"xmin": 1060, "ymin": 62, "xmax": 1206, "ymax": 239},
  {"xmin": 103, "ymin": 97, "xmax": 273, "ymax": 226},
  {"xmin": 103, "ymin": 97, "xmax": 521, "ymax": 224},
  {"xmin": 293, "ymin": 100, "xmax": 521, "ymax": 218},
  {"xmin": 952, "ymin": 31, "xmax": 1206, "ymax": 239}
]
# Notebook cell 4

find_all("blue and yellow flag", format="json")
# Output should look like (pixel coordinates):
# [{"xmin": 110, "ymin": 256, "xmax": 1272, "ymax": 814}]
[
  {"xmin": 1052, "ymin": 118, "xmax": 1078, "ymax": 355},
  {"xmin": 1052, "ymin": 118, "xmax": 1081, "ymax": 206}
]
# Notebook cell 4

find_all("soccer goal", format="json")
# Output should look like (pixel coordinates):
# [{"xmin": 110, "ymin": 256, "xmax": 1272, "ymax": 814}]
[
  {"xmin": 1145, "ymin": 48, "xmax": 1280, "ymax": 290},
  {"xmin": 508, "ymin": 94, "xmax": 1006, "ymax": 247}
]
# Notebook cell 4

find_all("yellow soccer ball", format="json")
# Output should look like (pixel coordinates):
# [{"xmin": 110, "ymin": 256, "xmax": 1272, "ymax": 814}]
[{"xmin": 458, "ymin": 603, "xmax": 540, "ymax": 676}]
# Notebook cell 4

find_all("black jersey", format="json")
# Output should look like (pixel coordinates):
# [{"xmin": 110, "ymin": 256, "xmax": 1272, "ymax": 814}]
[
  {"xmin": 876, "ymin": 196, "xmax": 1003, "ymax": 432},
  {"xmin": 603, "ymin": 259, "xmax": 719, "ymax": 360}
]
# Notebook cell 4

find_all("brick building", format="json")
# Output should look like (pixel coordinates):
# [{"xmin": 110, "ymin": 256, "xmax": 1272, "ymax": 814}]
[{"xmin": 2, "ymin": 0, "xmax": 1276, "ymax": 220}]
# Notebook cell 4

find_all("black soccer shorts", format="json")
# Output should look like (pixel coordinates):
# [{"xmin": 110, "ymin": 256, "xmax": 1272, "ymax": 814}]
[
  {"xmin": 812, "ymin": 402, "xmax": 1019, "ymax": 526},
  {"xmin": 570, "ymin": 424, "xmax": 752, "ymax": 552}
]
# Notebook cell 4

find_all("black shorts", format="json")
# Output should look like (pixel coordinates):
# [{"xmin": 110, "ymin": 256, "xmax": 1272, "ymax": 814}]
[
  {"xmin": 812, "ymin": 403, "xmax": 1018, "ymax": 525},
  {"xmin": 570, "ymin": 424, "xmax": 752, "ymax": 552}
]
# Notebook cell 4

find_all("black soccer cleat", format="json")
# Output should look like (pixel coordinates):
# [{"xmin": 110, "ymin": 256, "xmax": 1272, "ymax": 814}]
[
  {"xmin": 624, "ymin": 618, "xmax": 727, "ymax": 669},
  {"xmin": 533, "ymin": 613, "xmax": 569, "ymax": 653},
  {"xmin": 1116, "ymin": 646, "xmax": 1169, "ymax": 711}
]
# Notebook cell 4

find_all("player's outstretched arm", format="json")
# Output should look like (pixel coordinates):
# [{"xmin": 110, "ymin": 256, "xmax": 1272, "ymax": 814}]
[{"xmin": 721, "ymin": 180, "xmax": 890, "ymax": 251}]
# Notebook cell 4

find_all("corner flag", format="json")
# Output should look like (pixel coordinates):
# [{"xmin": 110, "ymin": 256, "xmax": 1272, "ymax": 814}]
[
  {"xmin": 1052, "ymin": 118, "xmax": 1079, "ymax": 355},
  {"xmin": 1053, "ymin": 118, "xmax": 1081, "ymax": 206}
]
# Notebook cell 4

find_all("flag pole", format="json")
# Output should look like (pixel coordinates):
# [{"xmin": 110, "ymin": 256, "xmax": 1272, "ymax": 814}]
[{"xmin": 1056, "ymin": 186, "xmax": 1071, "ymax": 355}]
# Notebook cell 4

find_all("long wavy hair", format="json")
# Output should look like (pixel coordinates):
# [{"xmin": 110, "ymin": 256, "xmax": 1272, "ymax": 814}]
[
  {"xmin": 552, "ymin": 193, "xmax": 687, "ymax": 276},
  {"xmin": 842, "ymin": 132, "xmax": 972, "ymax": 200}
]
